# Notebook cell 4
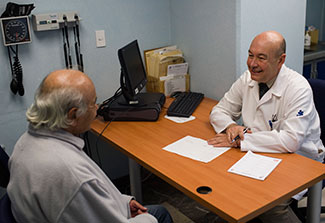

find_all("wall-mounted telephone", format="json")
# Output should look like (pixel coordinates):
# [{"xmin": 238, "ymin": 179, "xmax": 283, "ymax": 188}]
[{"xmin": 0, "ymin": 2, "xmax": 34, "ymax": 96}]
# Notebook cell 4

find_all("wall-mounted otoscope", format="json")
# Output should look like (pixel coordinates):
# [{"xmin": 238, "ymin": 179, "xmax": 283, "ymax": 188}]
[{"xmin": 32, "ymin": 12, "xmax": 84, "ymax": 71}]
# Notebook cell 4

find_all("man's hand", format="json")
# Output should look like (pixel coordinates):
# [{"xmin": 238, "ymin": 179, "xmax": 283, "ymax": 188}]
[
  {"xmin": 207, "ymin": 133, "xmax": 239, "ymax": 147},
  {"xmin": 208, "ymin": 124, "xmax": 251, "ymax": 147},
  {"xmin": 225, "ymin": 124, "xmax": 250, "ymax": 144},
  {"xmin": 129, "ymin": 199, "xmax": 148, "ymax": 217}
]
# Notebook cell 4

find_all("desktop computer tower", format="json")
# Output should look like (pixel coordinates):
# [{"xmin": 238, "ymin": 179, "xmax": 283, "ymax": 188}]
[{"xmin": 101, "ymin": 92, "xmax": 166, "ymax": 121}]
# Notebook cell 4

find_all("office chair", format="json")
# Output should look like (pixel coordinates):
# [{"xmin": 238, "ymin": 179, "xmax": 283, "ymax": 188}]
[
  {"xmin": 290, "ymin": 78, "xmax": 325, "ymax": 222},
  {"xmin": 0, "ymin": 145, "xmax": 16, "ymax": 223},
  {"xmin": 308, "ymin": 78, "xmax": 325, "ymax": 190}
]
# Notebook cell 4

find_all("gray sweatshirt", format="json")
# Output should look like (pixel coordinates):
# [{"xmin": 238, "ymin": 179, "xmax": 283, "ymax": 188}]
[{"xmin": 8, "ymin": 126, "xmax": 157, "ymax": 223}]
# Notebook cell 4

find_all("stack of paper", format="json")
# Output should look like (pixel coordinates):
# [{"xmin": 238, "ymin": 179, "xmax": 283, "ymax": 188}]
[
  {"xmin": 144, "ymin": 45, "xmax": 190, "ymax": 96},
  {"xmin": 228, "ymin": 150, "xmax": 282, "ymax": 181},
  {"xmin": 161, "ymin": 62, "xmax": 188, "ymax": 95}
]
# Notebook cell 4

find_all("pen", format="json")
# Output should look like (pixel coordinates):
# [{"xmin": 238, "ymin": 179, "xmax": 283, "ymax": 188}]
[
  {"xmin": 231, "ymin": 127, "xmax": 248, "ymax": 143},
  {"xmin": 268, "ymin": 120, "xmax": 273, "ymax": 130}
]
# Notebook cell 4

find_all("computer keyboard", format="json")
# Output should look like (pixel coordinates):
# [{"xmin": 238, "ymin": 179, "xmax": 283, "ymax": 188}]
[{"xmin": 167, "ymin": 92, "xmax": 204, "ymax": 117}]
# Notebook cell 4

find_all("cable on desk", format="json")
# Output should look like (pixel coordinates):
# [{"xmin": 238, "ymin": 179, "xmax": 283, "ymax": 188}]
[
  {"xmin": 97, "ymin": 87, "xmax": 122, "ymax": 117},
  {"xmin": 95, "ymin": 87, "xmax": 140, "ymax": 168},
  {"xmin": 141, "ymin": 171, "xmax": 152, "ymax": 183},
  {"xmin": 90, "ymin": 87, "xmax": 123, "ymax": 167},
  {"xmin": 82, "ymin": 131, "xmax": 92, "ymax": 158},
  {"xmin": 95, "ymin": 104, "xmax": 135, "ymax": 167},
  {"xmin": 94, "ymin": 119, "xmax": 113, "ymax": 168}
]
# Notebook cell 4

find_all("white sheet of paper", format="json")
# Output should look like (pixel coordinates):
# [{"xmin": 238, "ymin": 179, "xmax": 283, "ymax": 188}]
[
  {"xmin": 154, "ymin": 45, "xmax": 177, "ymax": 54},
  {"xmin": 167, "ymin": 62, "xmax": 188, "ymax": 76},
  {"xmin": 162, "ymin": 135, "xmax": 230, "ymax": 163},
  {"xmin": 161, "ymin": 74, "xmax": 186, "ymax": 96},
  {"xmin": 228, "ymin": 150, "xmax": 282, "ymax": 181},
  {"xmin": 164, "ymin": 115, "xmax": 195, "ymax": 123}
]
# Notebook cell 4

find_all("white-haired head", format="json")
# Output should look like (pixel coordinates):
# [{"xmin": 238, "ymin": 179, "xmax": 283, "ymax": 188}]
[{"xmin": 26, "ymin": 69, "xmax": 94, "ymax": 131}]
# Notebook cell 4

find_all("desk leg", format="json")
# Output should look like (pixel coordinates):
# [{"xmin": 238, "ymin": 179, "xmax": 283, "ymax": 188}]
[
  {"xmin": 128, "ymin": 158, "xmax": 143, "ymax": 203},
  {"xmin": 306, "ymin": 180, "xmax": 322, "ymax": 223}
]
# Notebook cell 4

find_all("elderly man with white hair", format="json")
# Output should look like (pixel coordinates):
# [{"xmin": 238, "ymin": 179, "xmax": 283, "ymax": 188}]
[{"xmin": 8, "ymin": 69, "xmax": 173, "ymax": 223}]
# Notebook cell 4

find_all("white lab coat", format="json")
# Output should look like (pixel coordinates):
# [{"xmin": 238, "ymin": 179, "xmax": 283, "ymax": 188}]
[{"xmin": 210, "ymin": 64, "xmax": 324, "ymax": 162}]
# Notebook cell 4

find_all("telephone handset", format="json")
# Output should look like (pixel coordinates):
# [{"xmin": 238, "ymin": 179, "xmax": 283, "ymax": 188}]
[{"xmin": 0, "ymin": 2, "xmax": 34, "ymax": 96}]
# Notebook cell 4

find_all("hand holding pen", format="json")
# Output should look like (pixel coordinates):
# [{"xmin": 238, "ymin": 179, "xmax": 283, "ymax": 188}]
[
  {"xmin": 207, "ymin": 125, "xmax": 251, "ymax": 147},
  {"xmin": 225, "ymin": 124, "xmax": 251, "ymax": 145},
  {"xmin": 231, "ymin": 127, "xmax": 248, "ymax": 143}
]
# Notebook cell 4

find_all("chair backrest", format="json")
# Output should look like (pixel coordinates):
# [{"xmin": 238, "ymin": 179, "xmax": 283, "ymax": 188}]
[
  {"xmin": 0, "ymin": 145, "xmax": 16, "ymax": 222},
  {"xmin": 0, "ymin": 145, "xmax": 10, "ymax": 188},
  {"xmin": 0, "ymin": 193, "xmax": 16, "ymax": 223},
  {"xmin": 308, "ymin": 79, "xmax": 325, "ymax": 145}
]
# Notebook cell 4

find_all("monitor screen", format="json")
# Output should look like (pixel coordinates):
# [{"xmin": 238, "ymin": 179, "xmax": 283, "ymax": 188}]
[{"xmin": 118, "ymin": 40, "xmax": 147, "ymax": 103}]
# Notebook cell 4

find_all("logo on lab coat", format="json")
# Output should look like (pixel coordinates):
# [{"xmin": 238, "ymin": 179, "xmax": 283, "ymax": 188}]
[{"xmin": 297, "ymin": 110, "xmax": 304, "ymax": 116}]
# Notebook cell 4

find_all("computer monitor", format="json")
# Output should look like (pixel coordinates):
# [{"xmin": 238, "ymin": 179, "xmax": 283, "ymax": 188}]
[{"xmin": 118, "ymin": 40, "xmax": 147, "ymax": 105}]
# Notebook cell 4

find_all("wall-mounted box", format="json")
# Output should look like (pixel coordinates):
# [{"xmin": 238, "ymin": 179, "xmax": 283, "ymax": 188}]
[{"xmin": 32, "ymin": 12, "xmax": 80, "ymax": 31}]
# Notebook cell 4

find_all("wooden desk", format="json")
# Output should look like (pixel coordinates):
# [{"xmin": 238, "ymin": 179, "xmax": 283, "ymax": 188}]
[{"xmin": 91, "ymin": 97, "xmax": 325, "ymax": 223}]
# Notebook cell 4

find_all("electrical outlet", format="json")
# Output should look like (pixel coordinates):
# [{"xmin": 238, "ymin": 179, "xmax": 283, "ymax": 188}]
[{"xmin": 96, "ymin": 30, "xmax": 106, "ymax": 48}]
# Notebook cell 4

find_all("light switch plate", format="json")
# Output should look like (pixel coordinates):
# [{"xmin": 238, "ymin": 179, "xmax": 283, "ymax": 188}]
[{"xmin": 95, "ymin": 30, "xmax": 106, "ymax": 47}]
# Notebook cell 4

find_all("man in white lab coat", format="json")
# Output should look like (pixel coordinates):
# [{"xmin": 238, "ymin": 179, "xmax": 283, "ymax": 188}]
[{"xmin": 208, "ymin": 31, "xmax": 324, "ymax": 223}]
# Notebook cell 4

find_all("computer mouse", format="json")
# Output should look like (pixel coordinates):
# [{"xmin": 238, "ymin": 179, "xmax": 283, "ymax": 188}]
[{"xmin": 170, "ymin": 91, "xmax": 182, "ymax": 98}]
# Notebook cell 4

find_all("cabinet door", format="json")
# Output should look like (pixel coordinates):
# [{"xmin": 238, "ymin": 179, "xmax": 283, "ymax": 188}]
[
  {"xmin": 303, "ymin": 64, "xmax": 311, "ymax": 79},
  {"xmin": 317, "ymin": 61, "xmax": 325, "ymax": 79}
]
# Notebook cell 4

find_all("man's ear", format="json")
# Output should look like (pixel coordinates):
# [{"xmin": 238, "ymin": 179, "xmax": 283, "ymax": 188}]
[
  {"xmin": 278, "ymin": 53, "xmax": 286, "ymax": 65},
  {"xmin": 67, "ymin": 107, "xmax": 78, "ymax": 126},
  {"xmin": 277, "ymin": 53, "xmax": 286, "ymax": 71}
]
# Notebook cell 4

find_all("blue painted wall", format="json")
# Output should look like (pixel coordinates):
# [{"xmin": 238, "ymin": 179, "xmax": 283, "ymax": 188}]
[
  {"xmin": 238, "ymin": 0, "xmax": 306, "ymax": 78},
  {"xmin": 170, "ymin": 0, "xmax": 237, "ymax": 100},
  {"xmin": 0, "ymin": 0, "xmax": 171, "ymax": 157}
]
